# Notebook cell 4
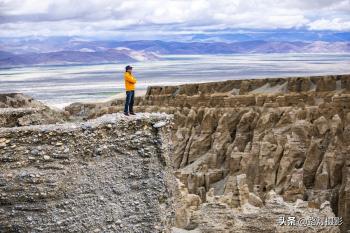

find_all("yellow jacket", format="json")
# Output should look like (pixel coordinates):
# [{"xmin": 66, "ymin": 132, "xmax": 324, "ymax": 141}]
[{"xmin": 124, "ymin": 72, "xmax": 137, "ymax": 91}]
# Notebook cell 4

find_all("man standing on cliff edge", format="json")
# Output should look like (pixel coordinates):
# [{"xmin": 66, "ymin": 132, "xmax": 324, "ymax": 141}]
[{"xmin": 124, "ymin": 65, "xmax": 137, "ymax": 116}]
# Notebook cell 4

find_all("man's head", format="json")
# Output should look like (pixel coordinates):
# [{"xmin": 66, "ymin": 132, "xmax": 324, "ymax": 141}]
[{"xmin": 125, "ymin": 65, "xmax": 133, "ymax": 72}]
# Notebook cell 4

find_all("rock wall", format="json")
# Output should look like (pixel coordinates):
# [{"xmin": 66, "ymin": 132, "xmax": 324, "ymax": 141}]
[
  {"xmin": 0, "ymin": 113, "xmax": 175, "ymax": 233},
  {"xmin": 64, "ymin": 74, "xmax": 350, "ymax": 232}
]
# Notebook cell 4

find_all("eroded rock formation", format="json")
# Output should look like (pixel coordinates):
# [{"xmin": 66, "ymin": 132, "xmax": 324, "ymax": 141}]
[
  {"xmin": 65, "ymin": 74, "xmax": 350, "ymax": 232},
  {"xmin": 1, "ymin": 74, "xmax": 350, "ymax": 232},
  {"xmin": 0, "ymin": 93, "xmax": 68, "ymax": 127}
]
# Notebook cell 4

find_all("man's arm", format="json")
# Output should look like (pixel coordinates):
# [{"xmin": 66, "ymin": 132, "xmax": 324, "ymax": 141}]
[{"xmin": 125, "ymin": 73, "xmax": 137, "ymax": 84}]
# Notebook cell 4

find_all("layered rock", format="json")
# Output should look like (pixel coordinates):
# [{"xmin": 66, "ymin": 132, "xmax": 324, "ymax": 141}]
[{"xmin": 0, "ymin": 113, "xmax": 175, "ymax": 233}]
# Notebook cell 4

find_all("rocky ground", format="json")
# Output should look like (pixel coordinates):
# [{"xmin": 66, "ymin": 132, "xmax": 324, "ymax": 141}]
[
  {"xmin": 0, "ymin": 93, "xmax": 69, "ymax": 127},
  {"xmin": 1, "ymin": 74, "xmax": 350, "ymax": 232},
  {"xmin": 0, "ymin": 107, "xmax": 176, "ymax": 232}
]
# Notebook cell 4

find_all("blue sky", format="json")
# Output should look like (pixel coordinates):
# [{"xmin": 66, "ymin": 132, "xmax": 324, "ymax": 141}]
[{"xmin": 0, "ymin": 0, "xmax": 350, "ymax": 41}]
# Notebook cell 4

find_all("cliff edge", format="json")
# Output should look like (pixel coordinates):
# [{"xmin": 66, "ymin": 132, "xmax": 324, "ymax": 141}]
[{"xmin": 0, "ymin": 112, "xmax": 175, "ymax": 233}]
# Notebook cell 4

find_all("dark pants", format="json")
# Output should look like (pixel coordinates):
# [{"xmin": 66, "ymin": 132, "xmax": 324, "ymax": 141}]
[{"xmin": 124, "ymin": 90, "xmax": 134, "ymax": 113}]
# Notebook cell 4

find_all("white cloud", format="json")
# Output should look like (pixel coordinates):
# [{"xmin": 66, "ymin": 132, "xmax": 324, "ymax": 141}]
[
  {"xmin": 309, "ymin": 18, "xmax": 350, "ymax": 31},
  {"xmin": 0, "ymin": 0, "xmax": 349, "ymax": 38},
  {"xmin": 0, "ymin": 0, "xmax": 50, "ymax": 15}
]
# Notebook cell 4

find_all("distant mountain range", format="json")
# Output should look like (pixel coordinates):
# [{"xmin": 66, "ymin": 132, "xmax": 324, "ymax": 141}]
[
  {"xmin": 190, "ymin": 30, "xmax": 350, "ymax": 43},
  {"xmin": 0, "ymin": 38, "xmax": 349, "ymax": 68},
  {"xmin": 0, "ymin": 48, "xmax": 159, "ymax": 68},
  {"xmin": 106, "ymin": 40, "xmax": 350, "ymax": 54}
]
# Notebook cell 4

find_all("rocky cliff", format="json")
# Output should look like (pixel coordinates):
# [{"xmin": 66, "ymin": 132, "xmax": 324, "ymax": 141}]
[
  {"xmin": 0, "ymin": 111, "xmax": 175, "ymax": 233},
  {"xmin": 65, "ymin": 74, "xmax": 350, "ymax": 232},
  {"xmin": 1, "ymin": 74, "xmax": 349, "ymax": 232}
]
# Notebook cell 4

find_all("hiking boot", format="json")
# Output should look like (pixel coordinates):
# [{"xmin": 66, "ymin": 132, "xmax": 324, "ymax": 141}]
[
  {"xmin": 124, "ymin": 112, "xmax": 129, "ymax": 116},
  {"xmin": 130, "ymin": 112, "xmax": 136, "ymax": 115}
]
